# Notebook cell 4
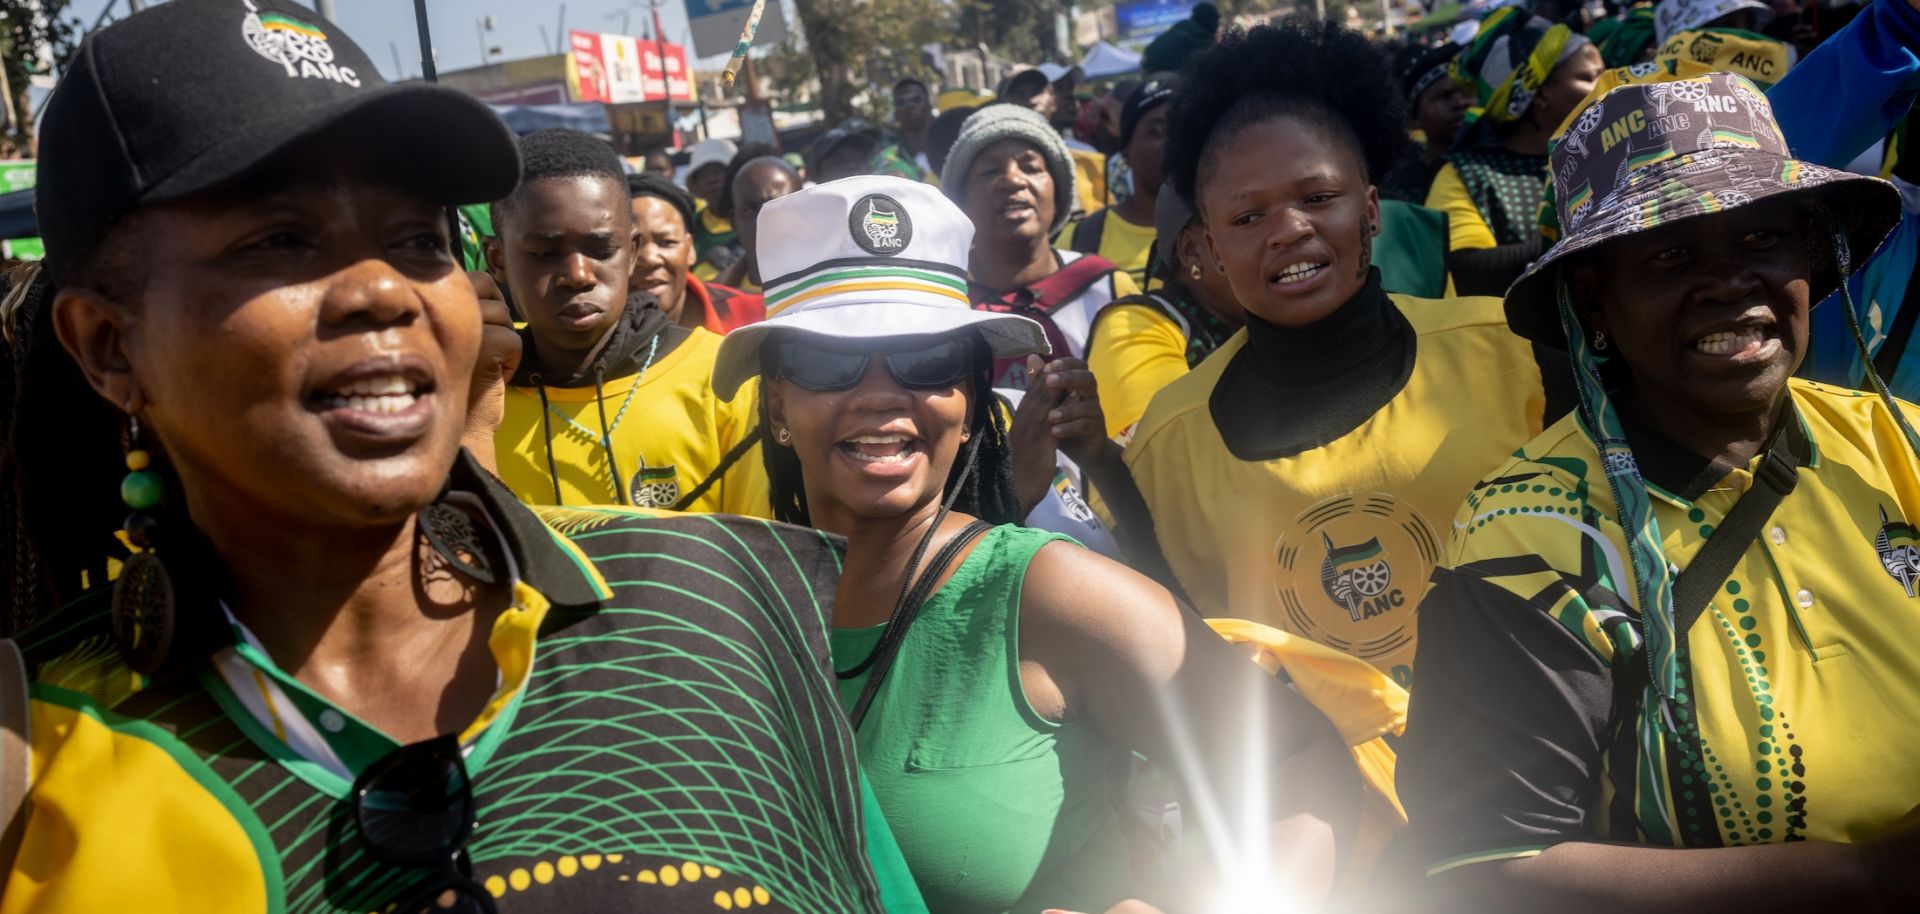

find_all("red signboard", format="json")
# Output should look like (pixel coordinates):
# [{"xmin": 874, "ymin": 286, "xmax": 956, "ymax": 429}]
[{"xmin": 569, "ymin": 29, "xmax": 692, "ymax": 103}]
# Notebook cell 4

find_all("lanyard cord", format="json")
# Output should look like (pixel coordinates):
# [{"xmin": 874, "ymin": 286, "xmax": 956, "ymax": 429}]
[{"xmin": 537, "ymin": 334, "xmax": 661, "ymax": 506}]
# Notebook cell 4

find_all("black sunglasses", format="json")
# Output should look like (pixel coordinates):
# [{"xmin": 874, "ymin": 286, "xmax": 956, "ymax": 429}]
[
  {"xmin": 773, "ymin": 336, "xmax": 976, "ymax": 392},
  {"xmin": 353, "ymin": 734, "xmax": 497, "ymax": 914}
]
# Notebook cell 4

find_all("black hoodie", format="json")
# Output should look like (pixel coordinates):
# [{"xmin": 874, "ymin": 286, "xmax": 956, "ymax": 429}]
[{"xmin": 510, "ymin": 290, "xmax": 687, "ymax": 389}]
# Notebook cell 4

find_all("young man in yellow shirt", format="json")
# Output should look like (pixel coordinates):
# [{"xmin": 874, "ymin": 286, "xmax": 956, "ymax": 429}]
[
  {"xmin": 1056, "ymin": 79, "xmax": 1173, "ymax": 287},
  {"xmin": 486, "ymin": 129, "xmax": 768, "ymax": 514}
]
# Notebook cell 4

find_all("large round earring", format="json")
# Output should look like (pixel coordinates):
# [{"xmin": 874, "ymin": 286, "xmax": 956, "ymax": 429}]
[
  {"xmin": 775, "ymin": 427, "xmax": 793, "ymax": 445},
  {"xmin": 112, "ymin": 413, "xmax": 178, "ymax": 676}
]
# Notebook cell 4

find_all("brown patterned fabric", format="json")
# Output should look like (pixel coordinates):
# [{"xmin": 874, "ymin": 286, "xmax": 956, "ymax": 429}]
[{"xmin": 1503, "ymin": 71, "xmax": 1902, "ymax": 346}]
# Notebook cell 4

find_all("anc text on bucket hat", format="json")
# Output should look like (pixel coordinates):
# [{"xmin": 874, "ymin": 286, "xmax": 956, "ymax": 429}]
[
  {"xmin": 35, "ymin": 0, "xmax": 519, "ymax": 279},
  {"xmin": 1504, "ymin": 71, "xmax": 1900, "ymax": 347},
  {"xmin": 710, "ymin": 175, "xmax": 1049, "ymax": 400}
]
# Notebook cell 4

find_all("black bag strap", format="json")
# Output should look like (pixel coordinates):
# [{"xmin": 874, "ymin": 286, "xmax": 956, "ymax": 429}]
[
  {"xmin": 1067, "ymin": 209, "xmax": 1107, "ymax": 255},
  {"xmin": 843, "ymin": 520, "xmax": 993, "ymax": 730},
  {"xmin": 1612, "ymin": 435, "xmax": 1802, "ymax": 715}
]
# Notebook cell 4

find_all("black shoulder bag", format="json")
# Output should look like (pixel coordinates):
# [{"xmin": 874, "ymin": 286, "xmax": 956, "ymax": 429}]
[{"xmin": 1611, "ymin": 439, "xmax": 1802, "ymax": 723}]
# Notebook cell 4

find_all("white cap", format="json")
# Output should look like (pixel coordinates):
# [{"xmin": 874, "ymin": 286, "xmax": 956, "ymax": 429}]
[
  {"xmin": 685, "ymin": 137, "xmax": 737, "ymax": 177},
  {"xmin": 710, "ymin": 175, "xmax": 1049, "ymax": 400}
]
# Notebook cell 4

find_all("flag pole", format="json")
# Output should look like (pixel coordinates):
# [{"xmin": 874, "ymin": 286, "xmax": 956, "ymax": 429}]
[{"xmin": 412, "ymin": 0, "xmax": 439, "ymax": 81}]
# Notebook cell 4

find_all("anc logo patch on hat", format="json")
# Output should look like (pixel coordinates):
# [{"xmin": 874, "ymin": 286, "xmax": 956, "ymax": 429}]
[
  {"xmin": 849, "ymin": 194, "xmax": 911, "ymax": 256},
  {"xmin": 242, "ymin": 0, "xmax": 361, "ymax": 86}
]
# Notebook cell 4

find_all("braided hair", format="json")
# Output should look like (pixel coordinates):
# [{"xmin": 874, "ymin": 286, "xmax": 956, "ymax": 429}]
[
  {"xmin": 756, "ymin": 330, "xmax": 1021, "ymax": 528},
  {"xmin": 0, "ymin": 249, "xmax": 146, "ymax": 634}
]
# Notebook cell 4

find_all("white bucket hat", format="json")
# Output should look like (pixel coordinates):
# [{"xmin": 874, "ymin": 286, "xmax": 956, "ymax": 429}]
[
  {"xmin": 684, "ymin": 137, "xmax": 737, "ymax": 178},
  {"xmin": 710, "ymin": 175, "xmax": 1050, "ymax": 400}
]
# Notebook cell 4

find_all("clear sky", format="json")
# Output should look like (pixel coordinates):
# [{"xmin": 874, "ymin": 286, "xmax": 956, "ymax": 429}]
[{"xmin": 64, "ymin": 0, "xmax": 758, "ymax": 81}]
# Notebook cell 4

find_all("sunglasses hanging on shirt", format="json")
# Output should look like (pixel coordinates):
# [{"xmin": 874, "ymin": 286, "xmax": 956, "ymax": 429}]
[{"xmin": 353, "ymin": 734, "xmax": 497, "ymax": 914}]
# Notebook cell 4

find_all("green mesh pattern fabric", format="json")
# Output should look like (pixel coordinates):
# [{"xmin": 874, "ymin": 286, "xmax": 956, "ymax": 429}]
[{"xmin": 20, "ymin": 507, "xmax": 882, "ymax": 914}]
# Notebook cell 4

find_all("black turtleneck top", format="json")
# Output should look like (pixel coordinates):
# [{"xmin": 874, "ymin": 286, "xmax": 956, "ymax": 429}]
[{"xmin": 1209, "ymin": 270, "xmax": 1417, "ymax": 460}]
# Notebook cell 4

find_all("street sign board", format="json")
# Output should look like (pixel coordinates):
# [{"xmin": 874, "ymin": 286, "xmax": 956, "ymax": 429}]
[
  {"xmin": 569, "ymin": 30, "xmax": 693, "ymax": 103},
  {"xmin": 684, "ymin": 0, "xmax": 789, "ymax": 60},
  {"xmin": 1114, "ymin": 0, "xmax": 1194, "ymax": 42}
]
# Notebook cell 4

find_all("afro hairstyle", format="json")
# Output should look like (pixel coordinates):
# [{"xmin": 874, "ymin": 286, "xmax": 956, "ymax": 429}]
[
  {"xmin": 491, "ymin": 128, "xmax": 628, "ymax": 229},
  {"xmin": 626, "ymin": 171, "xmax": 697, "ymax": 233},
  {"xmin": 1164, "ymin": 21, "xmax": 1407, "ymax": 209}
]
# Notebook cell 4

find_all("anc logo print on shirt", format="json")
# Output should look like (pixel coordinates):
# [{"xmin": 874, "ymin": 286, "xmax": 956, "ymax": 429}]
[
  {"xmin": 1273, "ymin": 492, "xmax": 1441, "ymax": 686},
  {"xmin": 241, "ymin": 0, "xmax": 361, "ymax": 86},
  {"xmin": 629, "ymin": 461, "xmax": 681, "ymax": 509},
  {"xmin": 1878, "ymin": 505, "xmax": 1920, "ymax": 597}
]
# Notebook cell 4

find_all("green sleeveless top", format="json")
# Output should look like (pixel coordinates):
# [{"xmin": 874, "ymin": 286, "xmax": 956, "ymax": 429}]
[{"xmin": 831, "ymin": 524, "xmax": 1137, "ymax": 914}]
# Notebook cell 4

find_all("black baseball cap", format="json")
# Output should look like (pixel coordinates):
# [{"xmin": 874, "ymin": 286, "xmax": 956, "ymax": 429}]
[
  {"xmin": 36, "ymin": 0, "xmax": 520, "ymax": 279},
  {"xmin": 1118, "ymin": 77, "xmax": 1174, "ymax": 150}
]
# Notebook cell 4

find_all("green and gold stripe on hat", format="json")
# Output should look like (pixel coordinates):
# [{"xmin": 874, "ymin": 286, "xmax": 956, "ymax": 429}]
[
  {"xmin": 764, "ymin": 264, "xmax": 970, "ymax": 317},
  {"xmin": 259, "ymin": 12, "xmax": 327, "ymax": 38}
]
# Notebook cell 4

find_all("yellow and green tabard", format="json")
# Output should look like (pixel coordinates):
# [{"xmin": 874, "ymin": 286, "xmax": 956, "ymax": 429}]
[
  {"xmin": 495, "ymin": 327, "xmax": 769, "ymax": 515},
  {"xmin": 1401, "ymin": 380, "xmax": 1920, "ymax": 873},
  {"xmin": 1, "ymin": 456, "xmax": 921, "ymax": 913},
  {"xmin": 1124, "ymin": 294, "xmax": 1543, "ymax": 686}
]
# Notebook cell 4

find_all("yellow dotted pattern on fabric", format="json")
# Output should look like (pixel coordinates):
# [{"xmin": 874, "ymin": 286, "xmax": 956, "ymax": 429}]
[
  {"xmin": 711, "ymin": 883, "xmax": 774, "ymax": 909},
  {"xmin": 478, "ymin": 852, "xmax": 768, "ymax": 907}
]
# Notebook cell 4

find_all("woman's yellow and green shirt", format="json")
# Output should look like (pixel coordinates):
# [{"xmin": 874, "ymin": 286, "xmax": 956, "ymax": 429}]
[
  {"xmin": 1401, "ymin": 380, "xmax": 1920, "ymax": 874},
  {"xmin": 1, "ymin": 454, "xmax": 922, "ymax": 913}
]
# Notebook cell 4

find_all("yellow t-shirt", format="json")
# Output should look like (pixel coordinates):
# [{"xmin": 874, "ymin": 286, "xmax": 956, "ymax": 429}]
[
  {"xmin": 1086, "ymin": 302, "xmax": 1189, "ymax": 439},
  {"xmin": 496, "ymin": 327, "xmax": 769, "ymax": 516},
  {"xmin": 1124, "ymin": 294, "xmax": 1544, "ymax": 686},
  {"xmin": 1055, "ymin": 208, "xmax": 1157, "ymax": 288},
  {"xmin": 1403, "ymin": 380, "xmax": 1920, "ymax": 871},
  {"xmin": 1424, "ymin": 162, "xmax": 1499, "ymax": 252},
  {"xmin": 1068, "ymin": 147, "xmax": 1106, "ymax": 218}
]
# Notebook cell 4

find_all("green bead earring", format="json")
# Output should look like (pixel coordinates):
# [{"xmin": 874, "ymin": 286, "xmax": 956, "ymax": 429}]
[
  {"xmin": 111, "ymin": 413, "xmax": 177, "ymax": 675},
  {"xmin": 121, "ymin": 446, "xmax": 162, "ymax": 512}
]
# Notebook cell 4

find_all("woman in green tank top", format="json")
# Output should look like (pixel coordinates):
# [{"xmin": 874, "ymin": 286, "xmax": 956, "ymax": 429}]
[{"xmin": 711, "ymin": 176, "xmax": 1361, "ymax": 914}]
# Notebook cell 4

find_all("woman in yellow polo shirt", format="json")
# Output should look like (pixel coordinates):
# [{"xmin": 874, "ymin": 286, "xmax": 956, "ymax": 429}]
[
  {"xmin": 1401, "ymin": 72, "xmax": 1920, "ymax": 909},
  {"xmin": 0, "ymin": 5, "xmax": 915, "ymax": 911},
  {"xmin": 1130, "ymin": 21, "xmax": 1548, "ymax": 689}
]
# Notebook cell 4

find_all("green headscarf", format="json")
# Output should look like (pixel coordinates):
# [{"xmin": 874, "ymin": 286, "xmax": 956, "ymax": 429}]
[{"xmin": 1599, "ymin": 4, "xmax": 1659, "ymax": 67}]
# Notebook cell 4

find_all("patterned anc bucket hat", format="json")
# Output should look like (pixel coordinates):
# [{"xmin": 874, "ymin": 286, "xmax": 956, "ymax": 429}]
[{"xmin": 1504, "ymin": 71, "xmax": 1901, "ymax": 347}]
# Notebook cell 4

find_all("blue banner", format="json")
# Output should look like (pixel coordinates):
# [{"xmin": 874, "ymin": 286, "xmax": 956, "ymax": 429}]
[{"xmin": 1114, "ymin": 0, "xmax": 1194, "ymax": 42}]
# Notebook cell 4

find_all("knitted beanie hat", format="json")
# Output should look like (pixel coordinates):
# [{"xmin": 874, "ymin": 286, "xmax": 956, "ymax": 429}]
[{"xmin": 940, "ymin": 103, "xmax": 1077, "ymax": 234}]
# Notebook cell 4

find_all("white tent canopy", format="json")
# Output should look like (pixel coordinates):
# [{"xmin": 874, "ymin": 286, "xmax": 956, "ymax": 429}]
[{"xmin": 1079, "ymin": 41, "xmax": 1142, "ymax": 80}]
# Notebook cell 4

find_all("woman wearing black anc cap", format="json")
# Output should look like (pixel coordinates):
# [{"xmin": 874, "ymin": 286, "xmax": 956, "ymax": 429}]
[{"xmin": 0, "ymin": 1, "xmax": 919, "ymax": 911}]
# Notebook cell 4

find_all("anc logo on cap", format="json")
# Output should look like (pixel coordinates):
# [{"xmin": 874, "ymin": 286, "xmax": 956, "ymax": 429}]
[
  {"xmin": 242, "ymin": 0, "xmax": 361, "ymax": 87},
  {"xmin": 849, "ymin": 194, "xmax": 911, "ymax": 256}
]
